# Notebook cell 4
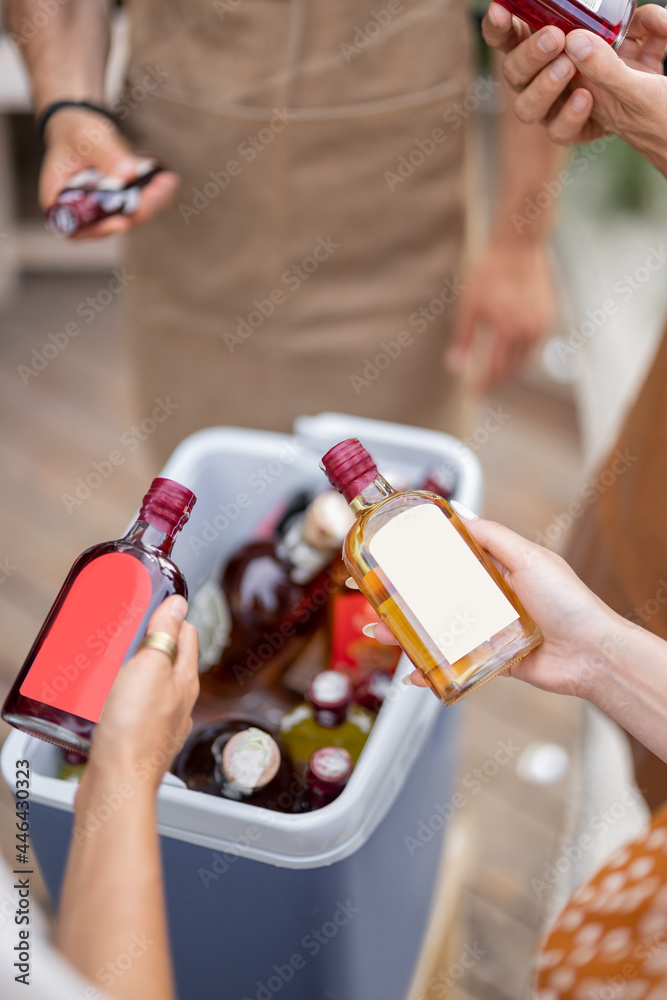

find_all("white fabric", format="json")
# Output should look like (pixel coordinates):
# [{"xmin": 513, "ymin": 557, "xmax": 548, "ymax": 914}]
[{"xmin": 0, "ymin": 854, "xmax": 111, "ymax": 999}]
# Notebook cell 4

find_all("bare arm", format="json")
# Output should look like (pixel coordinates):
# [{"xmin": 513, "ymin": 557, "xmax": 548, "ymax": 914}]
[
  {"xmin": 448, "ymin": 61, "xmax": 564, "ymax": 389},
  {"xmin": 5, "ymin": 0, "xmax": 110, "ymax": 112},
  {"xmin": 55, "ymin": 596, "xmax": 199, "ymax": 1000}
]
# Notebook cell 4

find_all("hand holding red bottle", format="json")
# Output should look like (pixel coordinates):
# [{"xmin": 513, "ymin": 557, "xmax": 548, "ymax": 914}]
[
  {"xmin": 40, "ymin": 108, "xmax": 180, "ymax": 238},
  {"xmin": 82, "ymin": 595, "xmax": 200, "ymax": 795},
  {"xmin": 481, "ymin": 2, "xmax": 667, "ymax": 172}
]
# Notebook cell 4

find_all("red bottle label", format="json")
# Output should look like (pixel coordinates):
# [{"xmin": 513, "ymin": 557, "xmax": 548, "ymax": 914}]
[
  {"xmin": 329, "ymin": 591, "xmax": 401, "ymax": 682},
  {"xmin": 20, "ymin": 553, "xmax": 152, "ymax": 723}
]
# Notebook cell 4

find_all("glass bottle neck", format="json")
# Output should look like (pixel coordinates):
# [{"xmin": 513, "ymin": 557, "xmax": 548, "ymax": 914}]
[
  {"xmin": 123, "ymin": 519, "xmax": 175, "ymax": 555},
  {"xmin": 349, "ymin": 475, "xmax": 396, "ymax": 514}
]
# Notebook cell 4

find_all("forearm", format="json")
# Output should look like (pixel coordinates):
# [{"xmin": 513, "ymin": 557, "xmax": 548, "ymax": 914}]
[
  {"xmin": 5, "ymin": 0, "xmax": 110, "ymax": 113},
  {"xmin": 492, "ymin": 59, "xmax": 567, "ymax": 243},
  {"xmin": 56, "ymin": 768, "xmax": 175, "ymax": 1000},
  {"xmin": 584, "ymin": 614, "xmax": 667, "ymax": 764}
]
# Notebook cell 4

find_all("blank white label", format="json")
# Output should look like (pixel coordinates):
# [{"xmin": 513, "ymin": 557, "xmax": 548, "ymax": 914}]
[{"xmin": 368, "ymin": 504, "xmax": 519, "ymax": 664}]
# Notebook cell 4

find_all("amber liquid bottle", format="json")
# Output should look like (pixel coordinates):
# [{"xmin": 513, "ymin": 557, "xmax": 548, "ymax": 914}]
[
  {"xmin": 321, "ymin": 439, "xmax": 542, "ymax": 705},
  {"xmin": 2, "ymin": 478, "xmax": 195, "ymax": 754}
]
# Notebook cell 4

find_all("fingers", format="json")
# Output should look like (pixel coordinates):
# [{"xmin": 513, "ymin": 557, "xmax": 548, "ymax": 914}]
[
  {"xmin": 502, "ymin": 25, "xmax": 567, "ymax": 90},
  {"xmin": 136, "ymin": 595, "xmax": 188, "ymax": 667},
  {"xmin": 482, "ymin": 2, "xmax": 531, "ymax": 53},
  {"xmin": 172, "ymin": 621, "xmax": 200, "ymax": 713},
  {"xmin": 365, "ymin": 621, "xmax": 399, "ymax": 645},
  {"xmin": 621, "ymin": 4, "xmax": 667, "ymax": 66},
  {"xmin": 129, "ymin": 171, "xmax": 180, "ymax": 225},
  {"xmin": 541, "ymin": 88, "xmax": 595, "ymax": 144},
  {"xmin": 465, "ymin": 517, "xmax": 541, "ymax": 572},
  {"xmin": 564, "ymin": 30, "xmax": 639, "ymax": 101}
]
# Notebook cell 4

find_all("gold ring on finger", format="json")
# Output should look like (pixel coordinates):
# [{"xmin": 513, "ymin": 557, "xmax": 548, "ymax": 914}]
[{"xmin": 139, "ymin": 631, "xmax": 179, "ymax": 665}]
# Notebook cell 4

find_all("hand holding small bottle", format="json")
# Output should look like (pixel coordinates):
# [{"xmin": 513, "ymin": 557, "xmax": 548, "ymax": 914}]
[
  {"xmin": 481, "ymin": 2, "xmax": 667, "ymax": 174},
  {"xmin": 371, "ymin": 515, "xmax": 620, "ymax": 700},
  {"xmin": 40, "ymin": 108, "xmax": 180, "ymax": 238},
  {"xmin": 81, "ymin": 594, "xmax": 200, "ymax": 796}
]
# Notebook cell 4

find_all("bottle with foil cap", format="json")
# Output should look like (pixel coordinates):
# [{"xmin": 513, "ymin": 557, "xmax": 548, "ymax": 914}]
[
  {"xmin": 304, "ymin": 746, "xmax": 353, "ymax": 810},
  {"xmin": 47, "ymin": 163, "xmax": 163, "ymax": 237},
  {"xmin": 173, "ymin": 721, "xmax": 303, "ymax": 812},
  {"xmin": 279, "ymin": 670, "xmax": 375, "ymax": 775},
  {"xmin": 203, "ymin": 491, "xmax": 354, "ymax": 689},
  {"xmin": 2, "ymin": 478, "xmax": 196, "ymax": 754},
  {"xmin": 321, "ymin": 438, "xmax": 542, "ymax": 706}
]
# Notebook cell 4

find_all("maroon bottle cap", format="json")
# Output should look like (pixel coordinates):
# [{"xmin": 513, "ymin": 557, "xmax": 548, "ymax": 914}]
[
  {"xmin": 139, "ymin": 478, "xmax": 197, "ymax": 535},
  {"xmin": 308, "ymin": 746, "xmax": 353, "ymax": 789},
  {"xmin": 321, "ymin": 439, "xmax": 378, "ymax": 504},
  {"xmin": 308, "ymin": 671, "xmax": 353, "ymax": 711}
]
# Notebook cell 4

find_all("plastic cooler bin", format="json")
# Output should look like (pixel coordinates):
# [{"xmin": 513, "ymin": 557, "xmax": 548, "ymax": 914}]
[{"xmin": 1, "ymin": 412, "xmax": 482, "ymax": 1000}]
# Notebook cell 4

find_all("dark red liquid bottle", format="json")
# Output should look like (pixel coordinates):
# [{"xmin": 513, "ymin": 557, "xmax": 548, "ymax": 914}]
[
  {"xmin": 47, "ymin": 163, "xmax": 163, "ymax": 237},
  {"xmin": 2, "ymin": 478, "xmax": 195, "ymax": 755},
  {"xmin": 496, "ymin": 0, "xmax": 636, "ymax": 47}
]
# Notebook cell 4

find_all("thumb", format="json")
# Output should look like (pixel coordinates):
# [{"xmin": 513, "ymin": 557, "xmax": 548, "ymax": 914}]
[{"xmin": 564, "ymin": 30, "xmax": 639, "ymax": 101}]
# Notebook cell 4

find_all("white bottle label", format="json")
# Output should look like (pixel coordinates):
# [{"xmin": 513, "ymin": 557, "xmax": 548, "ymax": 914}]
[
  {"xmin": 575, "ymin": 0, "xmax": 603, "ymax": 12},
  {"xmin": 368, "ymin": 504, "xmax": 519, "ymax": 664}
]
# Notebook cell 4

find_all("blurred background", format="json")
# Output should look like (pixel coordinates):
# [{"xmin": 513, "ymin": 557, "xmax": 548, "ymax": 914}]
[{"xmin": 0, "ymin": 3, "xmax": 666, "ymax": 999}]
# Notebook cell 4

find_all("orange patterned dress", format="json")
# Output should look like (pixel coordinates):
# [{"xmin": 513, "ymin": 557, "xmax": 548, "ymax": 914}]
[{"xmin": 536, "ymin": 807, "xmax": 667, "ymax": 999}]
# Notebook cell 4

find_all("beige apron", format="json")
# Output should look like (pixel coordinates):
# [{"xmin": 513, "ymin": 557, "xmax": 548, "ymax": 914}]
[{"xmin": 122, "ymin": 0, "xmax": 472, "ymax": 464}]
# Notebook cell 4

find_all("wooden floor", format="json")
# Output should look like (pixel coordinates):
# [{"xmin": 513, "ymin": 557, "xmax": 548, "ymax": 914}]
[{"xmin": 0, "ymin": 274, "xmax": 586, "ymax": 1000}]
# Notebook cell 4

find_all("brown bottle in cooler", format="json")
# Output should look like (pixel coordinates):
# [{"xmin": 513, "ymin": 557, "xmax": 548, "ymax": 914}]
[
  {"xmin": 202, "ymin": 491, "xmax": 353, "ymax": 692},
  {"xmin": 173, "ymin": 721, "xmax": 304, "ymax": 813}
]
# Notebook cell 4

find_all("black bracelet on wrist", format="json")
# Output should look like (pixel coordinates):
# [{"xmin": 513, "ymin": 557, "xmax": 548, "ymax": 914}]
[{"xmin": 37, "ymin": 100, "xmax": 121, "ymax": 142}]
